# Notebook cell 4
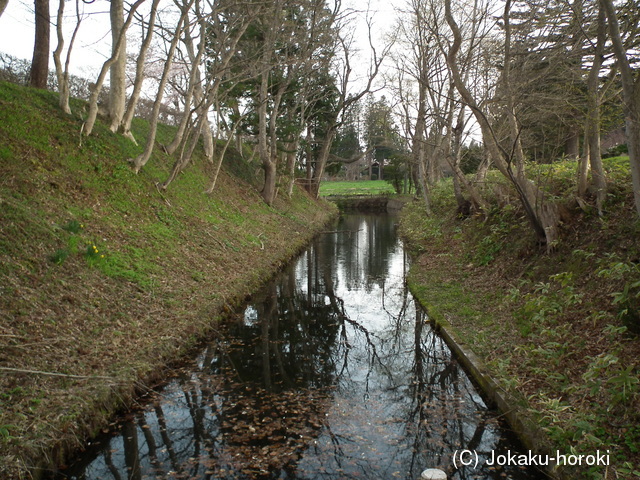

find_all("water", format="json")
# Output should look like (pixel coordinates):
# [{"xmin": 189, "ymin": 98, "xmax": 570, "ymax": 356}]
[{"xmin": 56, "ymin": 214, "xmax": 547, "ymax": 480}]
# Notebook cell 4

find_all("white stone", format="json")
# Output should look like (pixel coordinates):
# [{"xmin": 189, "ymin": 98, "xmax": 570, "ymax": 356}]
[{"xmin": 420, "ymin": 468, "xmax": 447, "ymax": 480}]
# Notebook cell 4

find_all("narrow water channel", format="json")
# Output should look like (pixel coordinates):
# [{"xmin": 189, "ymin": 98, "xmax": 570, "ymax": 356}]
[{"xmin": 57, "ymin": 214, "xmax": 547, "ymax": 480}]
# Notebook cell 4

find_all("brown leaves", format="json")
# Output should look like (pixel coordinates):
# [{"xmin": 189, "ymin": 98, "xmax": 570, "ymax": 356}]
[{"xmin": 216, "ymin": 384, "xmax": 332, "ymax": 473}]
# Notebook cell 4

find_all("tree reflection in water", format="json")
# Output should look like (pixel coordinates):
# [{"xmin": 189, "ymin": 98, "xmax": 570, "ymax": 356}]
[{"xmin": 56, "ymin": 214, "xmax": 546, "ymax": 480}]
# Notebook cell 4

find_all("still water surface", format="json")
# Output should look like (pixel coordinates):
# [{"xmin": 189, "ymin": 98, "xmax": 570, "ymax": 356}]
[{"xmin": 58, "ymin": 214, "xmax": 546, "ymax": 480}]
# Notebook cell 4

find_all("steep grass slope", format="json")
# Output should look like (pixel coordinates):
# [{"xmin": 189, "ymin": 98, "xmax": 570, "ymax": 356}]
[
  {"xmin": 400, "ymin": 163, "xmax": 640, "ymax": 479},
  {"xmin": 0, "ymin": 81, "xmax": 337, "ymax": 479}
]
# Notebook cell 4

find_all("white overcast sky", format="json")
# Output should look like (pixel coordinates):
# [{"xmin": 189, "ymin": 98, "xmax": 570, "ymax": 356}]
[
  {"xmin": 0, "ymin": 0, "xmax": 115, "ymax": 79},
  {"xmin": 0, "ymin": 0, "xmax": 397, "ymax": 79}
]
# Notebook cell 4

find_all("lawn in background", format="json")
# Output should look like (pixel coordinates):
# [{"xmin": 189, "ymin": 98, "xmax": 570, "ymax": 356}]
[{"xmin": 319, "ymin": 180, "xmax": 396, "ymax": 196}]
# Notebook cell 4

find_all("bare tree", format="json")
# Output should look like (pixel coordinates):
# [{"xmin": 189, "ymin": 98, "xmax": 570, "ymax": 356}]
[
  {"xmin": 280, "ymin": 1, "xmax": 338, "ymax": 197},
  {"xmin": 390, "ymin": 0, "xmax": 487, "ymax": 213},
  {"xmin": 283, "ymin": 86, "xmax": 312, "ymax": 197},
  {"xmin": 397, "ymin": 0, "xmax": 439, "ymax": 213},
  {"xmin": 159, "ymin": 0, "xmax": 256, "ymax": 188},
  {"xmin": 581, "ymin": 0, "xmax": 608, "ymax": 215},
  {"xmin": 119, "ymin": 0, "xmax": 161, "ymax": 143},
  {"xmin": 204, "ymin": 112, "xmax": 246, "ymax": 194},
  {"xmin": 309, "ymin": 11, "xmax": 390, "ymax": 197},
  {"xmin": 254, "ymin": 0, "xmax": 288, "ymax": 205},
  {"xmin": 53, "ymin": 0, "xmax": 83, "ymax": 114},
  {"xmin": 83, "ymin": 0, "xmax": 147, "ymax": 136},
  {"xmin": 161, "ymin": 2, "xmax": 208, "ymax": 157},
  {"xmin": 501, "ymin": 0, "xmax": 608, "ymax": 212},
  {"xmin": 445, "ymin": 0, "xmax": 560, "ymax": 247},
  {"xmin": 130, "ymin": 0, "xmax": 193, "ymax": 172},
  {"xmin": 242, "ymin": 0, "xmax": 343, "ymax": 205},
  {"xmin": 601, "ymin": 0, "xmax": 640, "ymax": 216}
]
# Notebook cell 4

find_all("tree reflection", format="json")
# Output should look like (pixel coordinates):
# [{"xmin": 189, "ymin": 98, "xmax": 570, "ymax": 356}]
[{"xmin": 56, "ymin": 214, "xmax": 544, "ymax": 480}]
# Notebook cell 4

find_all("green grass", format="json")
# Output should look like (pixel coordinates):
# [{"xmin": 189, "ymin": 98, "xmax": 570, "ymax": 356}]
[
  {"xmin": 526, "ymin": 155, "xmax": 632, "ymax": 200},
  {"xmin": 319, "ymin": 180, "xmax": 396, "ymax": 196}
]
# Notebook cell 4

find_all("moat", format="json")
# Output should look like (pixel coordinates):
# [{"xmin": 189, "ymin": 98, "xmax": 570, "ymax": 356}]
[{"xmin": 56, "ymin": 214, "xmax": 546, "ymax": 480}]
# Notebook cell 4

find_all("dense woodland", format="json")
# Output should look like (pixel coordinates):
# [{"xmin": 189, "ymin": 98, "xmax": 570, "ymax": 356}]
[{"xmin": 1, "ymin": 0, "xmax": 639, "ymax": 249}]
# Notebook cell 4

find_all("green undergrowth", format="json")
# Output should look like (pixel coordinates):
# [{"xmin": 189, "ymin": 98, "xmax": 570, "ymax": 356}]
[
  {"xmin": 0, "ymin": 81, "xmax": 337, "ymax": 479},
  {"xmin": 400, "ymin": 159, "xmax": 640, "ymax": 479}
]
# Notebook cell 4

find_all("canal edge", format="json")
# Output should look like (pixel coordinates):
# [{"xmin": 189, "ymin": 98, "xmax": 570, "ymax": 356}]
[{"xmin": 409, "ymin": 292, "xmax": 570, "ymax": 480}]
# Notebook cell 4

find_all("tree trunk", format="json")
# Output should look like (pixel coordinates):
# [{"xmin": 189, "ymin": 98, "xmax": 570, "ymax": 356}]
[
  {"xmin": 426, "ymin": 131, "xmax": 443, "ymax": 185},
  {"xmin": 257, "ymin": 17, "xmax": 287, "ymax": 206},
  {"xmin": 52, "ymin": 0, "xmax": 70, "ymax": 113},
  {"xmin": 284, "ymin": 91, "xmax": 307, "ymax": 197},
  {"xmin": 0, "ymin": 0, "xmax": 9, "ymax": 19},
  {"xmin": 583, "ymin": 3, "xmax": 607, "ymax": 215},
  {"xmin": 285, "ymin": 139, "xmax": 300, "ymax": 197},
  {"xmin": 565, "ymin": 131, "xmax": 580, "ymax": 160},
  {"xmin": 205, "ymin": 121, "xmax": 240, "ymax": 194},
  {"xmin": 502, "ymin": 0, "xmax": 560, "ymax": 245},
  {"xmin": 475, "ymin": 152, "xmax": 491, "ymax": 183},
  {"xmin": 262, "ymin": 158, "xmax": 278, "ymax": 206},
  {"xmin": 310, "ymin": 126, "xmax": 337, "ymax": 198},
  {"xmin": 109, "ymin": 0, "xmax": 127, "ymax": 132},
  {"xmin": 416, "ymin": 148, "xmax": 432, "ymax": 214},
  {"xmin": 257, "ymin": 61, "xmax": 273, "ymax": 204},
  {"xmin": 160, "ymin": 116, "xmax": 204, "ymax": 189},
  {"xmin": 121, "ymin": 0, "xmax": 160, "ymax": 143},
  {"xmin": 53, "ymin": 0, "xmax": 82, "ymax": 115},
  {"xmin": 450, "ymin": 106, "xmax": 487, "ymax": 212},
  {"xmin": 577, "ymin": 142, "xmax": 590, "ymax": 198},
  {"xmin": 305, "ymin": 125, "xmax": 314, "ymax": 187},
  {"xmin": 197, "ymin": 88, "xmax": 214, "ymax": 160},
  {"xmin": 30, "ymin": 0, "xmax": 50, "ymax": 89},
  {"xmin": 164, "ymin": 101, "xmax": 194, "ymax": 156},
  {"xmin": 413, "ymin": 68, "xmax": 431, "ymax": 214}
]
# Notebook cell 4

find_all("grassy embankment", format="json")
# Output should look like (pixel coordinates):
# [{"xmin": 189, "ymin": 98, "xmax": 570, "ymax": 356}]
[
  {"xmin": 0, "ymin": 81, "xmax": 337, "ymax": 479},
  {"xmin": 400, "ymin": 158, "xmax": 640, "ymax": 479}
]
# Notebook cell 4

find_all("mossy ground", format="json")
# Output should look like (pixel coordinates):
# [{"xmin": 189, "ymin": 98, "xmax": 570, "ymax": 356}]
[
  {"xmin": 0, "ymin": 81, "xmax": 337, "ymax": 479},
  {"xmin": 400, "ymin": 160, "xmax": 640, "ymax": 480}
]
